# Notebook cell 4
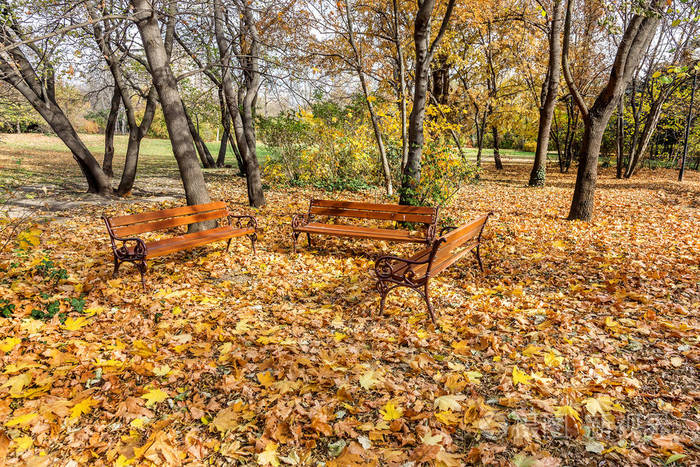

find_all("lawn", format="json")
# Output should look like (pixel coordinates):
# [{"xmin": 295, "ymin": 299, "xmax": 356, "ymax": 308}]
[
  {"xmin": 0, "ymin": 136, "xmax": 698, "ymax": 465},
  {"xmin": 0, "ymin": 133, "xmax": 273, "ymax": 189}
]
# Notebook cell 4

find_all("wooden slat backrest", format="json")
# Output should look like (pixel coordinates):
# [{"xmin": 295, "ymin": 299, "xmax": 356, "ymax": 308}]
[
  {"xmin": 108, "ymin": 201, "xmax": 229, "ymax": 237},
  {"xmin": 309, "ymin": 199, "xmax": 437, "ymax": 224},
  {"xmin": 439, "ymin": 214, "xmax": 490, "ymax": 253}
]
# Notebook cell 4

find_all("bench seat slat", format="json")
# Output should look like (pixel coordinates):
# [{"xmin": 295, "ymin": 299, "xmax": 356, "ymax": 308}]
[
  {"xmin": 309, "ymin": 206, "xmax": 435, "ymax": 224},
  {"xmin": 312, "ymin": 199, "xmax": 436, "ymax": 215},
  {"xmin": 113, "ymin": 209, "xmax": 227, "ymax": 237},
  {"xmin": 123, "ymin": 225, "xmax": 254, "ymax": 258},
  {"xmin": 296, "ymin": 222, "xmax": 428, "ymax": 242},
  {"xmin": 109, "ymin": 201, "xmax": 227, "ymax": 227}
]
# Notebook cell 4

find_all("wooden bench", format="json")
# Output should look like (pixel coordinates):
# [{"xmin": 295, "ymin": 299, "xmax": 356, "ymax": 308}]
[
  {"xmin": 374, "ymin": 213, "xmax": 492, "ymax": 324},
  {"xmin": 103, "ymin": 201, "xmax": 257, "ymax": 288},
  {"xmin": 291, "ymin": 199, "xmax": 438, "ymax": 252}
]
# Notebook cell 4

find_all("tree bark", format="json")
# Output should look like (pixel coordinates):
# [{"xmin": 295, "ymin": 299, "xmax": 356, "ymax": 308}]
[
  {"xmin": 529, "ymin": 0, "xmax": 564, "ymax": 186},
  {"xmin": 679, "ymin": 70, "xmax": 696, "ymax": 182},
  {"xmin": 0, "ymin": 22, "xmax": 112, "ymax": 194},
  {"xmin": 214, "ymin": 0, "xmax": 263, "ymax": 206},
  {"xmin": 615, "ymin": 95, "xmax": 624, "ymax": 179},
  {"xmin": 343, "ymin": 0, "xmax": 393, "ymax": 196},
  {"xmin": 563, "ymin": 0, "xmax": 663, "ymax": 221},
  {"xmin": 392, "ymin": 0, "xmax": 409, "ymax": 172},
  {"xmin": 130, "ymin": 0, "xmax": 211, "ymax": 214},
  {"xmin": 185, "ymin": 106, "xmax": 216, "ymax": 168},
  {"xmin": 400, "ymin": 0, "xmax": 456, "ymax": 205},
  {"xmin": 103, "ymin": 87, "xmax": 121, "ymax": 178},
  {"xmin": 491, "ymin": 125, "xmax": 503, "ymax": 170},
  {"xmin": 88, "ymin": 0, "xmax": 159, "ymax": 196}
]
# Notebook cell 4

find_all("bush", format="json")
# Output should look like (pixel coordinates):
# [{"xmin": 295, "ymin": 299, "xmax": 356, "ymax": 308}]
[
  {"xmin": 259, "ymin": 96, "xmax": 378, "ymax": 190},
  {"xmin": 523, "ymin": 140, "xmax": 537, "ymax": 153},
  {"xmin": 402, "ymin": 145, "xmax": 480, "ymax": 207}
]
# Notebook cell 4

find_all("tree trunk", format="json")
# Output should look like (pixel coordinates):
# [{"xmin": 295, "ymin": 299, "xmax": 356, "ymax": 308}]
[
  {"xmin": 343, "ymin": 0, "xmax": 392, "ymax": 196},
  {"xmin": 400, "ymin": 2, "xmax": 432, "ymax": 205},
  {"xmin": 214, "ymin": 0, "xmax": 263, "ymax": 205},
  {"xmin": 185, "ymin": 107, "xmax": 216, "ymax": 168},
  {"xmin": 131, "ymin": 0, "xmax": 211, "ymax": 214},
  {"xmin": 492, "ymin": 125, "xmax": 503, "ymax": 170},
  {"xmin": 567, "ymin": 116, "xmax": 606, "ymax": 221},
  {"xmin": 103, "ymin": 88, "xmax": 121, "ymax": 178},
  {"xmin": 0, "ymin": 52, "xmax": 112, "ymax": 195},
  {"xmin": 529, "ymin": 0, "xmax": 564, "ymax": 186},
  {"xmin": 231, "ymin": 89, "xmax": 249, "ymax": 176},
  {"xmin": 217, "ymin": 123, "xmax": 230, "ymax": 167},
  {"xmin": 679, "ymin": 71, "xmax": 696, "ymax": 182},
  {"xmin": 399, "ymin": 0, "xmax": 456, "ymax": 205},
  {"xmin": 615, "ymin": 95, "xmax": 624, "ymax": 178},
  {"xmin": 625, "ymin": 95, "xmax": 667, "ymax": 177},
  {"xmin": 393, "ymin": 0, "xmax": 409, "ymax": 172},
  {"xmin": 563, "ymin": 0, "xmax": 663, "ymax": 221}
]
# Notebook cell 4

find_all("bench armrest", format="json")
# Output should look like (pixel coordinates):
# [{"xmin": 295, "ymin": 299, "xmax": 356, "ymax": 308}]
[
  {"xmin": 228, "ymin": 214, "xmax": 257, "ymax": 231},
  {"xmin": 291, "ymin": 213, "xmax": 310, "ymax": 230},
  {"xmin": 375, "ymin": 254, "xmax": 431, "ymax": 281},
  {"xmin": 103, "ymin": 215, "xmax": 147, "ymax": 259}
]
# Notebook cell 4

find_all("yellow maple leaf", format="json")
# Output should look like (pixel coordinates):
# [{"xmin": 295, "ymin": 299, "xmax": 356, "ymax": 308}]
[
  {"xmin": 12, "ymin": 435, "xmax": 33, "ymax": 452},
  {"xmin": 544, "ymin": 350, "xmax": 564, "ymax": 367},
  {"xmin": 435, "ymin": 410, "xmax": 461, "ymax": 426},
  {"xmin": 141, "ymin": 388, "xmax": 169, "ymax": 407},
  {"xmin": 554, "ymin": 405, "xmax": 581, "ymax": 422},
  {"xmin": 0, "ymin": 337, "xmax": 21, "ymax": 353},
  {"xmin": 333, "ymin": 332, "xmax": 347, "ymax": 342},
  {"xmin": 153, "ymin": 365, "xmax": 171, "ymax": 377},
  {"xmin": 257, "ymin": 442, "xmax": 280, "ymax": 466},
  {"xmin": 380, "ymin": 401, "xmax": 403, "ymax": 421},
  {"xmin": 512, "ymin": 366, "xmax": 532, "ymax": 386},
  {"xmin": 70, "ymin": 397, "xmax": 98, "ymax": 419},
  {"xmin": 63, "ymin": 316, "xmax": 89, "ymax": 331},
  {"xmin": 115, "ymin": 454, "xmax": 135, "ymax": 467},
  {"xmin": 3, "ymin": 372, "xmax": 32, "ymax": 396},
  {"xmin": 465, "ymin": 371, "xmax": 483, "ymax": 384},
  {"xmin": 5, "ymin": 412, "xmax": 38, "ymax": 427},
  {"xmin": 522, "ymin": 345, "xmax": 542, "ymax": 358},
  {"xmin": 359, "ymin": 370, "xmax": 382, "ymax": 390},
  {"xmin": 16, "ymin": 228, "xmax": 41, "ymax": 250},
  {"xmin": 257, "ymin": 371, "xmax": 275, "ymax": 387}
]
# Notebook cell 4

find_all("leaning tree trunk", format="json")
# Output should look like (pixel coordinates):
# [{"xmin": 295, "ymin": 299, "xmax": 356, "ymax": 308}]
[
  {"xmin": 0, "ymin": 64, "xmax": 112, "ymax": 195},
  {"xmin": 184, "ymin": 107, "xmax": 216, "ymax": 168},
  {"xmin": 131, "ymin": 0, "xmax": 211, "ymax": 213},
  {"xmin": 217, "ymin": 125, "xmax": 230, "ymax": 167},
  {"xmin": 103, "ymin": 88, "xmax": 121, "ymax": 178},
  {"xmin": 400, "ymin": 27, "xmax": 431, "ymax": 205},
  {"xmin": 615, "ymin": 96, "xmax": 624, "ymax": 179},
  {"xmin": 567, "ymin": 115, "xmax": 607, "ymax": 221},
  {"xmin": 529, "ymin": 0, "xmax": 565, "ymax": 186},
  {"xmin": 492, "ymin": 125, "xmax": 503, "ymax": 170}
]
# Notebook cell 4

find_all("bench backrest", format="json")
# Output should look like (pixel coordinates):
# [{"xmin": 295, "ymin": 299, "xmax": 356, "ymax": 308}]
[
  {"xmin": 436, "ymin": 213, "xmax": 491, "ymax": 255},
  {"xmin": 308, "ymin": 199, "xmax": 438, "ymax": 225},
  {"xmin": 106, "ymin": 201, "xmax": 228, "ymax": 237}
]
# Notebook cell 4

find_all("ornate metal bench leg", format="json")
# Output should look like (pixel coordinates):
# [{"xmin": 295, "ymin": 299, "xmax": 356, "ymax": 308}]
[
  {"xmin": 424, "ymin": 282, "xmax": 437, "ymax": 324},
  {"xmin": 377, "ymin": 281, "xmax": 389, "ymax": 315},
  {"xmin": 306, "ymin": 233, "xmax": 312, "ymax": 248},
  {"xmin": 472, "ymin": 245, "xmax": 484, "ymax": 272},
  {"xmin": 292, "ymin": 232, "xmax": 299, "ymax": 253},
  {"xmin": 226, "ymin": 238, "xmax": 232, "ymax": 252},
  {"xmin": 250, "ymin": 233, "xmax": 257, "ymax": 256},
  {"xmin": 136, "ymin": 260, "xmax": 147, "ymax": 291},
  {"xmin": 113, "ymin": 258, "xmax": 121, "ymax": 278}
]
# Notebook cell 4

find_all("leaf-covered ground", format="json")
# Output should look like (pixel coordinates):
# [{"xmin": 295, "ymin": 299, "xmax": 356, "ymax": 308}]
[{"xmin": 0, "ymin": 165, "xmax": 698, "ymax": 466}]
